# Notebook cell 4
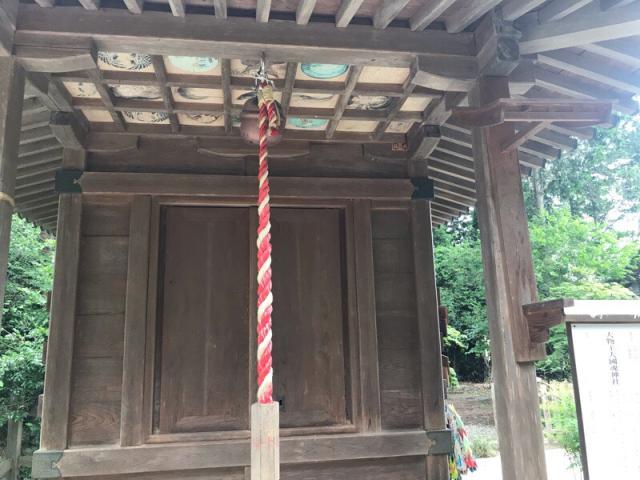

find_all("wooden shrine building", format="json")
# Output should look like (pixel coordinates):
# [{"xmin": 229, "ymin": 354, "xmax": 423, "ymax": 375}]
[{"xmin": 0, "ymin": 1, "xmax": 638, "ymax": 479}]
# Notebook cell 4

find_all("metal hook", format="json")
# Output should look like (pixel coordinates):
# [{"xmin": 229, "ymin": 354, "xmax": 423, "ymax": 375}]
[{"xmin": 254, "ymin": 52, "xmax": 274, "ymax": 88}]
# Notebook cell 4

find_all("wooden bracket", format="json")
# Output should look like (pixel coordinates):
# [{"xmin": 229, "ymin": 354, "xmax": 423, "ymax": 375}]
[
  {"xmin": 50, "ymin": 111, "xmax": 88, "ymax": 149},
  {"xmin": 523, "ymin": 298, "xmax": 575, "ymax": 344},
  {"xmin": 54, "ymin": 169, "xmax": 83, "ymax": 194},
  {"xmin": 451, "ymin": 98, "xmax": 613, "ymax": 128},
  {"xmin": 410, "ymin": 177, "xmax": 435, "ymax": 200}
]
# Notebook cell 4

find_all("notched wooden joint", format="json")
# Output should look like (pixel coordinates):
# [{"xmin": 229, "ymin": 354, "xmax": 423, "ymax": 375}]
[
  {"xmin": 31, "ymin": 450, "xmax": 63, "ymax": 478},
  {"xmin": 55, "ymin": 169, "xmax": 83, "ymax": 194},
  {"xmin": 523, "ymin": 298, "xmax": 575, "ymax": 344},
  {"xmin": 410, "ymin": 177, "xmax": 435, "ymax": 201}
]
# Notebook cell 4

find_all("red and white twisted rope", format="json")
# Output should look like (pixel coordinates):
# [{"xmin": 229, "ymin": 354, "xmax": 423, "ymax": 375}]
[{"xmin": 256, "ymin": 82, "xmax": 278, "ymax": 405}]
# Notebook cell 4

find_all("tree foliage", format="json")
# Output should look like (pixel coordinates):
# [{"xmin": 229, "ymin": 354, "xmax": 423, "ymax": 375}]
[
  {"xmin": 435, "ymin": 117, "xmax": 640, "ymax": 381},
  {"xmin": 0, "ymin": 216, "xmax": 54, "ymax": 450}
]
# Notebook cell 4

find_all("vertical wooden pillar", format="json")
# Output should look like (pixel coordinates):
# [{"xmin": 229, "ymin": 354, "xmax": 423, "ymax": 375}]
[
  {"xmin": 0, "ymin": 56, "xmax": 24, "ymax": 326},
  {"xmin": 470, "ymin": 76, "xmax": 547, "ymax": 480},
  {"xmin": 40, "ymin": 149, "xmax": 84, "ymax": 450},
  {"xmin": 6, "ymin": 419, "xmax": 23, "ymax": 480},
  {"xmin": 411, "ymin": 199, "xmax": 448, "ymax": 480}
]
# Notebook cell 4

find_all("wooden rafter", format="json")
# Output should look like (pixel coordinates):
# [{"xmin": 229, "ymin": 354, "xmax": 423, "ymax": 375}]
[
  {"xmin": 85, "ymin": 69, "xmax": 125, "ymax": 131},
  {"xmin": 581, "ymin": 39, "xmax": 640, "ymax": 69},
  {"xmin": 280, "ymin": 62, "xmax": 297, "ymax": 117},
  {"xmin": 520, "ymin": 1, "xmax": 640, "ymax": 54},
  {"xmin": 410, "ymin": 0, "xmax": 456, "ymax": 31},
  {"xmin": 336, "ymin": 0, "xmax": 365, "ymax": 28},
  {"xmin": 373, "ymin": 0, "xmax": 411, "ymax": 29},
  {"xmin": 445, "ymin": 0, "xmax": 503, "ymax": 33},
  {"xmin": 537, "ymin": 0, "xmax": 593, "ymax": 23},
  {"xmin": 123, "ymin": 0, "xmax": 144, "ymax": 14},
  {"xmin": 168, "ymin": 0, "xmax": 186, "ymax": 17},
  {"xmin": 500, "ymin": 0, "xmax": 546, "ymax": 21},
  {"xmin": 256, "ymin": 0, "xmax": 271, "ymax": 23},
  {"xmin": 296, "ymin": 0, "xmax": 316, "ymax": 25}
]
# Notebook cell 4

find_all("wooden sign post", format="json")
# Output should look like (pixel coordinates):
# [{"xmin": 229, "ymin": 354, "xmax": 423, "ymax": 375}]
[{"xmin": 251, "ymin": 402, "xmax": 280, "ymax": 480}]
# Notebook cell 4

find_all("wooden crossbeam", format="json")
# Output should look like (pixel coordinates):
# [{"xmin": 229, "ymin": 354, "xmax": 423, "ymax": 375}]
[
  {"xmin": 296, "ymin": 0, "xmax": 316, "ymax": 25},
  {"xmin": 326, "ymin": 65, "xmax": 363, "ymax": 139},
  {"xmin": 520, "ymin": 1, "xmax": 640, "ymax": 54},
  {"xmin": 373, "ymin": 0, "xmax": 411, "ymax": 29},
  {"xmin": 410, "ymin": 0, "xmax": 456, "ymax": 31},
  {"xmin": 15, "ymin": 4, "xmax": 475, "ymax": 66},
  {"xmin": 151, "ymin": 56, "xmax": 179, "ymax": 133},
  {"xmin": 86, "ymin": 69, "xmax": 125, "ymax": 130},
  {"xmin": 374, "ymin": 70, "xmax": 416, "ymax": 139}
]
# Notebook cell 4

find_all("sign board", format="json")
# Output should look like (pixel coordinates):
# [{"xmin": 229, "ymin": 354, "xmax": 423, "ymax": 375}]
[{"xmin": 569, "ymin": 322, "xmax": 640, "ymax": 479}]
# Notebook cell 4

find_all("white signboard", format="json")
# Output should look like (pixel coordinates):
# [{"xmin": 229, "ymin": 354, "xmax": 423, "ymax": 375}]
[{"xmin": 570, "ymin": 323, "xmax": 640, "ymax": 479}]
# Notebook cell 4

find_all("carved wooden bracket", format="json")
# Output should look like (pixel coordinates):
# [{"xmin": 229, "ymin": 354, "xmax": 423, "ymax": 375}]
[{"xmin": 522, "ymin": 298, "xmax": 575, "ymax": 344}]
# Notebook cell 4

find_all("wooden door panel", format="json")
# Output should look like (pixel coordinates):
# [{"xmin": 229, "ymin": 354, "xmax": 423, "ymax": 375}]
[
  {"xmin": 158, "ymin": 207, "xmax": 250, "ymax": 433},
  {"xmin": 271, "ymin": 208, "xmax": 348, "ymax": 428}
]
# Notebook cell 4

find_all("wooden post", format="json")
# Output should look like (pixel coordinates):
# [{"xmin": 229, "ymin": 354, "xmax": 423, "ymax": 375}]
[
  {"xmin": 411, "ymin": 199, "xmax": 448, "ymax": 480},
  {"xmin": 6, "ymin": 419, "xmax": 23, "ymax": 480},
  {"xmin": 470, "ymin": 76, "xmax": 547, "ymax": 480},
  {"xmin": 39, "ymin": 149, "xmax": 84, "ymax": 450},
  {"xmin": 0, "ymin": 56, "xmax": 24, "ymax": 326},
  {"xmin": 250, "ymin": 402, "xmax": 279, "ymax": 480}
]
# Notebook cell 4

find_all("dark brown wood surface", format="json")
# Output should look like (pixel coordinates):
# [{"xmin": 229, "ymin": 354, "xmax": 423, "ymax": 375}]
[{"xmin": 157, "ymin": 206, "xmax": 251, "ymax": 433}]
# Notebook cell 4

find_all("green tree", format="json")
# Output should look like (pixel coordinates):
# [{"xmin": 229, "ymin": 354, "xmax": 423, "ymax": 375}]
[
  {"xmin": 0, "ymin": 216, "xmax": 54, "ymax": 452},
  {"xmin": 543, "ymin": 118, "xmax": 640, "ymax": 222}
]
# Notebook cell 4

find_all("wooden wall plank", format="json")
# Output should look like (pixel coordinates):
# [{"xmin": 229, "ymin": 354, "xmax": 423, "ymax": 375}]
[
  {"xmin": 120, "ymin": 196, "xmax": 151, "ymax": 446},
  {"xmin": 352, "ymin": 200, "xmax": 381, "ymax": 432},
  {"xmin": 40, "ymin": 194, "xmax": 82, "ymax": 450}
]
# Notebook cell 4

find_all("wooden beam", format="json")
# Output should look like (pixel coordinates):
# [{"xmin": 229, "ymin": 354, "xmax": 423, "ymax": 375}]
[
  {"xmin": 39, "ymin": 194, "xmax": 82, "ymax": 450},
  {"xmin": 538, "ymin": 0, "xmax": 593, "ymax": 23},
  {"xmin": 536, "ymin": 49, "xmax": 640, "ymax": 95},
  {"xmin": 15, "ymin": 4, "xmax": 475, "ymax": 67},
  {"xmin": 520, "ymin": 1, "xmax": 640, "ymax": 54},
  {"xmin": 336, "ymin": 0, "xmax": 365, "ymax": 28},
  {"xmin": 523, "ymin": 298, "xmax": 574, "ymax": 343},
  {"xmin": 296, "ymin": 0, "xmax": 316, "ymax": 25},
  {"xmin": 0, "ymin": 58, "xmax": 24, "ymax": 325},
  {"xmin": 326, "ymin": 65, "xmax": 363, "ymax": 138},
  {"xmin": 373, "ymin": 0, "xmax": 411, "ymax": 29},
  {"xmin": 32, "ymin": 0, "xmax": 55, "ymax": 7},
  {"xmin": 500, "ymin": 0, "xmax": 546, "ymax": 21},
  {"xmin": 470, "ymin": 75, "xmax": 547, "ymax": 478},
  {"xmin": 213, "ymin": 0, "xmax": 226, "ymax": 18},
  {"xmin": 410, "ymin": 0, "xmax": 456, "ymax": 31},
  {"xmin": 600, "ymin": 0, "xmax": 636, "ymax": 9},
  {"xmin": 77, "ymin": 172, "xmax": 415, "ymax": 200},
  {"xmin": 167, "ymin": 0, "xmax": 185, "ymax": 17},
  {"xmin": 33, "ymin": 430, "xmax": 452, "ymax": 478},
  {"xmin": 256, "ymin": 0, "xmax": 271, "ymax": 23},
  {"xmin": 445, "ymin": 0, "xmax": 503, "ymax": 33},
  {"xmin": 123, "ymin": 0, "xmax": 143, "ymax": 14}
]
